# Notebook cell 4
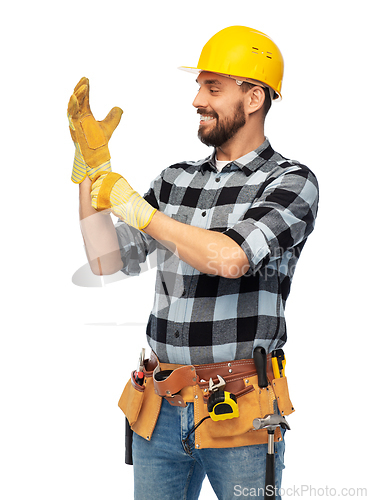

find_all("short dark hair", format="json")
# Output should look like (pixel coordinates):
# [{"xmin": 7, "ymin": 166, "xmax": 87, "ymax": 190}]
[{"xmin": 240, "ymin": 82, "xmax": 272, "ymax": 118}]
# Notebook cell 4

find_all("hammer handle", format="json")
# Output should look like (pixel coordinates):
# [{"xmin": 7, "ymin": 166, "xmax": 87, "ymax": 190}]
[
  {"xmin": 265, "ymin": 453, "xmax": 276, "ymax": 499},
  {"xmin": 125, "ymin": 418, "xmax": 133, "ymax": 465},
  {"xmin": 254, "ymin": 346, "xmax": 268, "ymax": 388}
]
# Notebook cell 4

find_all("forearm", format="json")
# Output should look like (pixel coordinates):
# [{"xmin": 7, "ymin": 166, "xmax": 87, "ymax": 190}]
[
  {"xmin": 145, "ymin": 211, "xmax": 249, "ymax": 278},
  {"xmin": 79, "ymin": 177, "xmax": 123, "ymax": 275}
]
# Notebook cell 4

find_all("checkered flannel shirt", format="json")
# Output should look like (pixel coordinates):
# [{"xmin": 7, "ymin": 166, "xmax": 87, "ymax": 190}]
[{"xmin": 115, "ymin": 139, "xmax": 319, "ymax": 365}]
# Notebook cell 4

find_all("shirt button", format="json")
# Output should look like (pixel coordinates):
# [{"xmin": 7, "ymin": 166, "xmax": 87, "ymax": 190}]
[
  {"xmin": 201, "ymin": 211, "xmax": 207, "ymax": 217},
  {"xmin": 215, "ymin": 177, "xmax": 220, "ymax": 182},
  {"xmin": 175, "ymin": 330, "xmax": 180, "ymax": 338}
]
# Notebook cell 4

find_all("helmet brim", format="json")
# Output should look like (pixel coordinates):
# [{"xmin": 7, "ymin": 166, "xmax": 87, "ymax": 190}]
[{"xmin": 178, "ymin": 66, "xmax": 282, "ymax": 101}]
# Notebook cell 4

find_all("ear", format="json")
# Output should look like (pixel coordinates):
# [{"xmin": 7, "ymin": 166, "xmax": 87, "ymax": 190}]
[{"xmin": 246, "ymin": 86, "xmax": 266, "ymax": 115}]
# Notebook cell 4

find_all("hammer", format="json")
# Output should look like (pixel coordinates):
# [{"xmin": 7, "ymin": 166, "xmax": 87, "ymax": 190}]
[
  {"xmin": 253, "ymin": 347, "xmax": 290, "ymax": 499},
  {"xmin": 253, "ymin": 414, "xmax": 290, "ymax": 499}
]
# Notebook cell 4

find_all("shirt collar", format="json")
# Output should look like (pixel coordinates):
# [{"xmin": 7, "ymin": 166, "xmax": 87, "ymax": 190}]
[{"xmin": 199, "ymin": 138, "xmax": 275, "ymax": 175}]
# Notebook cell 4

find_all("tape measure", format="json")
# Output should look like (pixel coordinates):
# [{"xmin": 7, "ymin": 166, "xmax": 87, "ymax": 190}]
[
  {"xmin": 207, "ymin": 390, "xmax": 239, "ymax": 421},
  {"xmin": 181, "ymin": 376, "xmax": 240, "ymax": 450}
]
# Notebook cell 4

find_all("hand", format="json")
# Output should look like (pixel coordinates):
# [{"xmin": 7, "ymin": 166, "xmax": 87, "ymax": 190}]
[
  {"xmin": 68, "ymin": 77, "xmax": 123, "ymax": 183},
  {"xmin": 91, "ymin": 172, "xmax": 157, "ymax": 230}
]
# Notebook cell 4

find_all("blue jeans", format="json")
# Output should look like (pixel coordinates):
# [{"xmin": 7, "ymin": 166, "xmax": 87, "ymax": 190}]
[{"xmin": 132, "ymin": 399, "xmax": 286, "ymax": 499}]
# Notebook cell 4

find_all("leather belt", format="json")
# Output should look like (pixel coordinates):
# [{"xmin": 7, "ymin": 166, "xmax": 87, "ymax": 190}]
[{"xmin": 149, "ymin": 351, "xmax": 274, "ymax": 407}]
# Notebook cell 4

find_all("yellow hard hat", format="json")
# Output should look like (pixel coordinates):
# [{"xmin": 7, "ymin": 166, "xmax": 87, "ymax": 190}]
[{"xmin": 180, "ymin": 25, "xmax": 284, "ymax": 100}]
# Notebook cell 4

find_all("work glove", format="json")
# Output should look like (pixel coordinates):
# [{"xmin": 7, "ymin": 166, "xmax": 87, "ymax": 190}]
[
  {"xmin": 67, "ymin": 77, "xmax": 123, "ymax": 183},
  {"xmin": 91, "ymin": 172, "xmax": 157, "ymax": 230}
]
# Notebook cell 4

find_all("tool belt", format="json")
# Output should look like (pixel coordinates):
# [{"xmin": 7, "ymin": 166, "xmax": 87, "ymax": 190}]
[{"xmin": 118, "ymin": 351, "xmax": 294, "ymax": 449}]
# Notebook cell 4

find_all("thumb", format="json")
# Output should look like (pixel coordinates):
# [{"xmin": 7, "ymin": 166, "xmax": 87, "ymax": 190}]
[
  {"xmin": 67, "ymin": 94, "xmax": 79, "ymax": 119},
  {"xmin": 99, "ymin": 107, "xmax": 124, "ymax": 140}
]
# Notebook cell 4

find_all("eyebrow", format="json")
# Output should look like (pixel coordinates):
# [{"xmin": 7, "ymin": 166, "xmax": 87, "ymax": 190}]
[{"xmin": 196, "ymin": 78, "xmax": 223, "ymax": 86}]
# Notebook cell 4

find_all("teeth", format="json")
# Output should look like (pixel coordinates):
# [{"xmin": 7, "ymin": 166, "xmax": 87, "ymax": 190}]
[{"xmin": 201, "ymin": 115, "xmax": 214, "ymax": 122}]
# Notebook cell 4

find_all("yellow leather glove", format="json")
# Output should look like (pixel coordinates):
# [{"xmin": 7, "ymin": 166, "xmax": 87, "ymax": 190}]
[
  {"xmin": 68, "ymin": 77, "xmax": 123, "ymax": 183},
  {"xmin": 91, "ymin": 172, "xmax": 157, "ymax": 230}
]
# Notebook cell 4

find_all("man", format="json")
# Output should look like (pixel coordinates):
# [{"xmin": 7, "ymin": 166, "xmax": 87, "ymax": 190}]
[{"xmin": 69, "ymin": 26, "xmax": 318, "ymax": 500}]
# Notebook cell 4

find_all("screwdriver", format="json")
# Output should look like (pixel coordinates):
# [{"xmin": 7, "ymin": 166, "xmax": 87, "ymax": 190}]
[{"xmin": 271, "ymin": 349, "xmax": 286, "ymax": 378}]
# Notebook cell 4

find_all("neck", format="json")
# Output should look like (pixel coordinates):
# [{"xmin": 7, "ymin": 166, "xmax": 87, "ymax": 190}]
[{"xmin": 216, "ymin": 121, "xmax": 265, "ymax": 161}]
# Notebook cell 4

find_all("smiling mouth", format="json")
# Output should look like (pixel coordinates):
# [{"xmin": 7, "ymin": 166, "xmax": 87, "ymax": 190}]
[
  {"xmin": 200, "ymin": 114, "xmax": 215, "ymax": 122},
  {"xmin": 197, "ymin": 108, "xmax": 218, "ymax": 127},
  {"xmin": 199, "ymin": 114, "xmax": 216, "ymax": 126}
]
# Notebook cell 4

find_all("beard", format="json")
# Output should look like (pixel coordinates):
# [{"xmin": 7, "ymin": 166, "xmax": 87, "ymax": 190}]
[{"xmin": 197, "ymin": 101, "xmax": 246, "ymax": 148}]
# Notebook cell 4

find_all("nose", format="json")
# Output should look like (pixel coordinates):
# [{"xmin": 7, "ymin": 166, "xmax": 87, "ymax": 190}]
[{"xmin": 192, "ymin": 87, "xmax": 208, "ymax": 109}]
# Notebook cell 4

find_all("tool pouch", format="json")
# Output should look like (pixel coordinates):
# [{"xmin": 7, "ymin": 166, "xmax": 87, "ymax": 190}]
[
  {"xmin": 118, "ymin": 364, "xmax": 162, "ymax": 442},
  {"xmin": 152, "ymin": 365, "xmax": 198, "ymax": 407},
  {"xmin": 118, "ymin": 353, "xmax": 295, "ymax": 449},
  {"xmin": 202, "ymin": 386, "xmax": 260, "ymax": 437},
  {"xmin": 271, "ymin": 376, "xmax": 294, "ymax": 416},
  {"xmin": 195, "ymin": 374, "xmax": 295, "ymax": 449},
  {"xmin": 119, "ymin": 372, "xmax": 145, "ymax": 427}
]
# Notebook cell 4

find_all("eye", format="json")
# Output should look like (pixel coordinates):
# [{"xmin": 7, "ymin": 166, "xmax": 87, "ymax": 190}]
[{"xmin": 209, "ymin": 88, "xmax": 220, "ymax": 94}]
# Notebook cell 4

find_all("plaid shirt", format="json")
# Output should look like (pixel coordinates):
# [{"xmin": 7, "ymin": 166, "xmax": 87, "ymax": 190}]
[{"xmin": 115, "ymin": 139, "xmax": 319, "ymax": 365}]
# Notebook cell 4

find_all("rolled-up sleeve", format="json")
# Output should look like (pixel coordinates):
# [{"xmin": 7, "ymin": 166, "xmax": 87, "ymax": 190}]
[
  {"xmin": 224, "ymin": 164, "xmax": 319, "ymax": 274},
  {"xmin": 115, "ymin": 221, "xmax": 157, "ymax": 276},
  {"xmin": 112, "ymin": 168, "xmax": 167, "ymax": 276}
]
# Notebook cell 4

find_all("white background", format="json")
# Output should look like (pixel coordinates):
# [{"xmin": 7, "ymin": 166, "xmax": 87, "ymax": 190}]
[{"xmin": 1, "ymin": 0, "xmax": 367, "ymax": 498}]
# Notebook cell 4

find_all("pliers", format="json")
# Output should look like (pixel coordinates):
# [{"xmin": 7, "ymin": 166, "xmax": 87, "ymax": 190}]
[{"xmin": 134, "ymin": 348, "xmax": 145, "ymax": 385}]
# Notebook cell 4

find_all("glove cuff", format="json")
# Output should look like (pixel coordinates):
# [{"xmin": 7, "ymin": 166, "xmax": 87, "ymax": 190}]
[
  {"xmin": 92, "ymin": 172, "xmax": 123, "ymax": 210},
  {"xmin": 125, "ymin": 191, "xmax": 157, "ymax": 230},
  {"xmin": 71, "ymin": 142, "xmax": 87, "ymax": 184},
  {"xmin": 87, "ymin": 160, "xmax": 112, "ymax": 180},
  {"xmin": 91, "ymin": 172, "xmax": 157, "ymax": 230}
]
